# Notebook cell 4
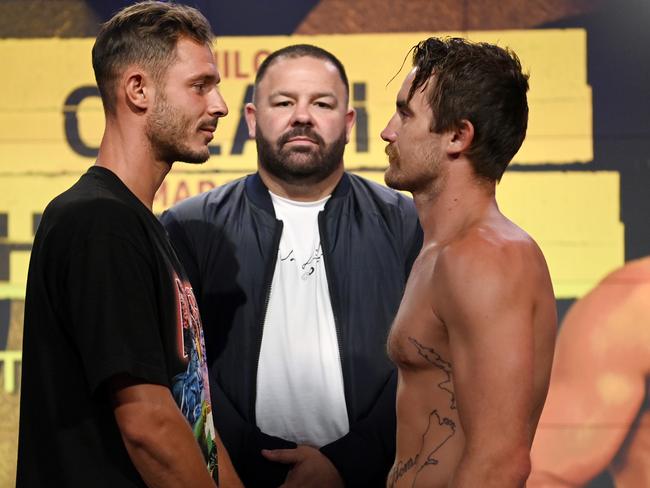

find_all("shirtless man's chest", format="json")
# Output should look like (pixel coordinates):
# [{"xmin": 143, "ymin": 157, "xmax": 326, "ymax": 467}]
[{"xmin": 387, "ymin": 248, "xmax": 465, "ymax": 488}]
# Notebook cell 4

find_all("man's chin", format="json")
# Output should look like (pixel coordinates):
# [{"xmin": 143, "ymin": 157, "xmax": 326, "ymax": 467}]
[
  {"xmin": 174, "ymin": 149, "xmax": 210, "ymax": 165},
  {"xmin": 384, "ymin": 168, "xmax": 408, "ymax": 191},
  {"xmin": 185, "ymin": 141, "xmax": 213, "ymax": 163},
  {"xmin": 281, "ymin": 146, "xmax": 319, "ymax": 159}
]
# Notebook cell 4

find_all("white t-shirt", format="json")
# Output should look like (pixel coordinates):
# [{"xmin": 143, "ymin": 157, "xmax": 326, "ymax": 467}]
[{"xmin": 255, "ymin": 191, "xmax": 349, "ymax": 447}]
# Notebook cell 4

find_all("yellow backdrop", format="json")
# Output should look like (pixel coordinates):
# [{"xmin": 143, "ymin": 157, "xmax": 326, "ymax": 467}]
[{"xmin": 0, "ymin": 29, "xmax": 623, "ymax": 486}]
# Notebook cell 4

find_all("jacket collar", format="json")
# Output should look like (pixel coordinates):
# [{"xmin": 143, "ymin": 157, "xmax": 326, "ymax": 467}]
[{"xmin": 245, "ymin": 171, "xmax": 351, "ymax": 215}]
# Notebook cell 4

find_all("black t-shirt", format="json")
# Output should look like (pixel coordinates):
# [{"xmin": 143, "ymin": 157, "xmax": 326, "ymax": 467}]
[{"xmin": 16, "ymin": 166, "xmax": 218, "ymax": 487}]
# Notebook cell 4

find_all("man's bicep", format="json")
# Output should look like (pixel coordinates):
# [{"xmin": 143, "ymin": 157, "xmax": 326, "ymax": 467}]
[
  {"xmin": 437, "ymin": 253, "xmax": 535, "ymax": 451},
  {"xmin": 447, "ymin": 293, "xmax": 534, "ymax": 447}
]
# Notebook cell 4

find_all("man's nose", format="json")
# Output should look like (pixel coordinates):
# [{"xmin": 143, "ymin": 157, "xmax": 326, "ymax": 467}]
[
  {"xmin": 289, "ymin": 102, "xmax": 313, "ymax": 126},
  {"xmin": 208, "ymin": 89, "xmax": 228, "ymax": 119},
  {"xmin": 381, "ymin": 119, "xmax": 397, "ymax": 142}
]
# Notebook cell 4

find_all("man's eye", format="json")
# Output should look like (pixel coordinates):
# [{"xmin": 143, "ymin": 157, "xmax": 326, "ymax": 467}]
[
  {"xmin": 275, "ymin": 101, "xmax": 292, "ymax": 107},
  {"xmin": 315, "ymin": 102, "xmax": 332, "ymax": 109},
  {"xmin": 193, "ymin": 83, "xmax": 205, "ymax": 92}
]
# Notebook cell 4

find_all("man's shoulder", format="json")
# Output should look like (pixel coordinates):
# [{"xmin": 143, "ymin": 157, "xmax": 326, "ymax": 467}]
[
  {"xmin": 345, "ymin": 172, "xmax": 417, "ymax": 213},
  {"xmin": 347, "ymin": 172, "xmax": 409, "ymax": 200},
  {"xmin": 163, "ymin": 175, "xmax": 248, "ymax": 222},
  {"xmin": 34, "ymin": 184, "xmax": 150, "ymax": 263},
  {"xmin": 45, "ymin": 180, "xmax": 141, "ymax": 231},
  {"xmin": 433, "ymin": 217, "xmax": 553, "ymax": 329},
  {"xmin": 437, "ymin": 218, "xmax": 542, "ymax": 288}
]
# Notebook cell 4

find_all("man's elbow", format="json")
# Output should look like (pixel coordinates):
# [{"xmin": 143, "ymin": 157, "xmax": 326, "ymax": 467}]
[
  {"xmin": 457, "ymin": 447, "xmax": 531, "ymax": 487},
  {"xmin": 509, "ymin": 450, "xmax": 532, "ymax": 486},
  {"xmin": 491, "ymin": 448, "xmax": 531, "ymax": 487},
  {"xmin": 115, "ymin": 402, "xmax": 179, "ymax": 453}
]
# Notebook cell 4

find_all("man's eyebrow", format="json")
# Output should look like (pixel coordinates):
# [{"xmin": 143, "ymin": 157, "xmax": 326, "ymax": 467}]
[
  {"xmin": 189, "ymin": 72, "xmax": 219, "ymax": 84},
  {"xmin": 269, "ymin": 90, "xmax": 337, "ymax": 99},
  {"xmin": 396, "ymin": 99, "xmax": 412, "ymax": 113}
]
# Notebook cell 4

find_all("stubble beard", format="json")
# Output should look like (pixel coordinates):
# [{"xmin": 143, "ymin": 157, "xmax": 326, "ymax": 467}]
[
  {"xmin": 384, "ymin": 143, "xmax": 411, "ymax": 191},
  {"xmin": 384, "ymin": 143, "xmax": 441, "ymax": 194},
  {"xmin": 145, "ymin": 91, "xmax": 210, "ymax": 165},
  {"xmin": 256, "ymin": 125, "xmax": 346, "ymax": 186}
]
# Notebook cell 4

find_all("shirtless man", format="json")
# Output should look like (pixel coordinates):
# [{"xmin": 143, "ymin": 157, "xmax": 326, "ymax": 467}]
[
  {"xmin": 529, "ymin": 257, "xmax": 650, "ymax": 487},
  {"xmin": 381, "ymin": 37, "xmax": 557, "ymax": 487}
]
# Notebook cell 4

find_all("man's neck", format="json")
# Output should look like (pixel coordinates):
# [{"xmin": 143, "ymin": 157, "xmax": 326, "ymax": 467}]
[
  {"xmin": 258, "ymin": 164, "xmax": 344, "ymax": 202},
  {"xmin": 414, "ymin": 159, "xmax": 498, "ymax": 245},
  {"xmin": 95, "ymin": 127, "xmax": 171, "ymax": 211}
]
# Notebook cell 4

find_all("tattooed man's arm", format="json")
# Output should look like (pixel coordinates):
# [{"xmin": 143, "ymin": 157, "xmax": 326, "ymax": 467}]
[{"xmin": 434, "ymin": 242, "xmax": 542, "ymax": 487}]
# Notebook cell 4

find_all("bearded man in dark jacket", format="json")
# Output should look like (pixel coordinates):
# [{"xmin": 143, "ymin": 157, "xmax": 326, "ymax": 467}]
[{"xmin": 161, "ymin": 44, "xmax": 422, "ymax": 488}]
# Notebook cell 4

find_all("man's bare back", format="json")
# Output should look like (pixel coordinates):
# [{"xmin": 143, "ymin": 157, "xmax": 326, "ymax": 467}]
[{"xmin": 381, "ymin": 38, "xmax": 557, "ymax": 486}]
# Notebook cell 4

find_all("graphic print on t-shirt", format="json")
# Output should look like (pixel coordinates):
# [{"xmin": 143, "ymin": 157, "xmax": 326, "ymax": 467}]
[
  {"xmin": 257, "ymin": 192, "xmax": 349, "ymax": 447},
  {"xmin": 171, "ymin": 273, "xmax": 218, "ymax": 480},
  {"xmin": 280, "ymin": 243, "xmax": 323, "ymax": 280}
]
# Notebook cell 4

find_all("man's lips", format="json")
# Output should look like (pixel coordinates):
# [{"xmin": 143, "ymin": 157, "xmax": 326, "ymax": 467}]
[
  {"xmin": 199, "ymin": 125, "xmax": 216, "ymax": 141},
  {"xmin": 278, "ymin": 128, "xmax": 324, "ymax": 148},
  {"xmin": 285, "ymin": 136, "xmax": 317, "ymax": 144}
]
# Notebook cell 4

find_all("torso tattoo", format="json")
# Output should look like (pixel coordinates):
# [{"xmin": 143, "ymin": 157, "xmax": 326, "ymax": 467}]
[{"xmin": 389, "ymin": 337, "xmax": 458, "ymax": 488}]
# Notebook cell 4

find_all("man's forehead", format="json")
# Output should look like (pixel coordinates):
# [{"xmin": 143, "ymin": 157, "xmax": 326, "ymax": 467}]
[
  {"xmin": 275, "ymin": 54, "xmax": 332, "ymax": 67},
  {"xmin": 166, "ymin": 39, "xmax": 215, "ymax": 72},
  {"xmin": 397, "ymin": 68, "xmax": 418, "ymax": 99},
  {"xmin": 261, "ymin": 56, "xmax": 344, "ymax": 89},
  {"xmin": 399, "ymin": 67, "xmax": 434, "ymax": 105}
]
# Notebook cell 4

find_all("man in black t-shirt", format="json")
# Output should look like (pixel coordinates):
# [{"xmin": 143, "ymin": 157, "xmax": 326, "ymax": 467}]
[{"xmin": 16, "ymin": 2, "xmax": 240, "ymax": 487}]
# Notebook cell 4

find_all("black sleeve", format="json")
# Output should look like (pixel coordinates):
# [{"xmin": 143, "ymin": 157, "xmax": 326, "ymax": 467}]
[
  {"xmin": 160, "ymin": 209, "xmax": 202, "ymax": 297},
  {"xmin": 65, "ymin": 233, "xmax": 169, "ymax": 394},
  {"xmin": 161, "ymin": 208, "xmax": 296, "ymax": 488},
  {"xmin": 319, "ymin": 371, "xmax": 397, "ymax": 487}
]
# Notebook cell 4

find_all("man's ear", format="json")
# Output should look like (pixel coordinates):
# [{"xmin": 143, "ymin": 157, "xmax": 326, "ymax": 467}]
[
  {"xmin": 123, "ymin": 69, "xmax": 152, "ymax": 111},
  {"xmin": 344, "ymin": 108, "xmax": 356, "ymax": 144},
  {"xmin": 244, "ymin": 102, "xmax": 257, "ymax": 138},
  {"xmin": 446, "ymin": 119, "xmax": 474, "ymax": 157}
]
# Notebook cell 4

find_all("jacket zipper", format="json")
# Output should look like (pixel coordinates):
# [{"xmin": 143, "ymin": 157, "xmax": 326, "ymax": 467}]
[
  {"xmin": 318, "ymin": 211, "xmax": 349, "ymax": 421},
  {"xmin": 251, "ymin": 219, "xmax": 284, "ymax": 420}
]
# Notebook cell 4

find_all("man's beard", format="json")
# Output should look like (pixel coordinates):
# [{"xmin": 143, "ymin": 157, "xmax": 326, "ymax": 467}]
[
  {"xmin": 256, "ymin": 125, "xmax": 346, "ymax": 186},
  {"xmin": 384, "ymin": 143, "xmax": 407, "ymax": 190},
  {"xmin": 384, "ymin": 143, "xmax": 439, "ymax": 194},
  {"xmin": 145, "ymin": 92, "xmax": 212, "ymax": 165}
]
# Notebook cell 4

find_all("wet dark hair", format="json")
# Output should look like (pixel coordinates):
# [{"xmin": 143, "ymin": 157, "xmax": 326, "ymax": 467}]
[
  {"xmin": 253, "ymin": 44, "xmax": 349, "ymax": 102},
  {"xmin": 409, "ymin": 37, "xmax": 529, "ymax": 181},
  {"xmin": 92, "ymin": 1, "xmax": 213, "ymax": 114}
]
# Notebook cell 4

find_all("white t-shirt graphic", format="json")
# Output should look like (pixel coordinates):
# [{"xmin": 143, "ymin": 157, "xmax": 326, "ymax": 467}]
[{"xmin": 255, "ymin": 191, "xmax": 349, "ymax": 447}]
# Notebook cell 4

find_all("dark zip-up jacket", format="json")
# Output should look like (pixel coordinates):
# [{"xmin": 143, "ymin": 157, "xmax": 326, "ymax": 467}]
[{"xmin": 161, "ymin": 172, "xmax": 422, "ymax": 486}]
